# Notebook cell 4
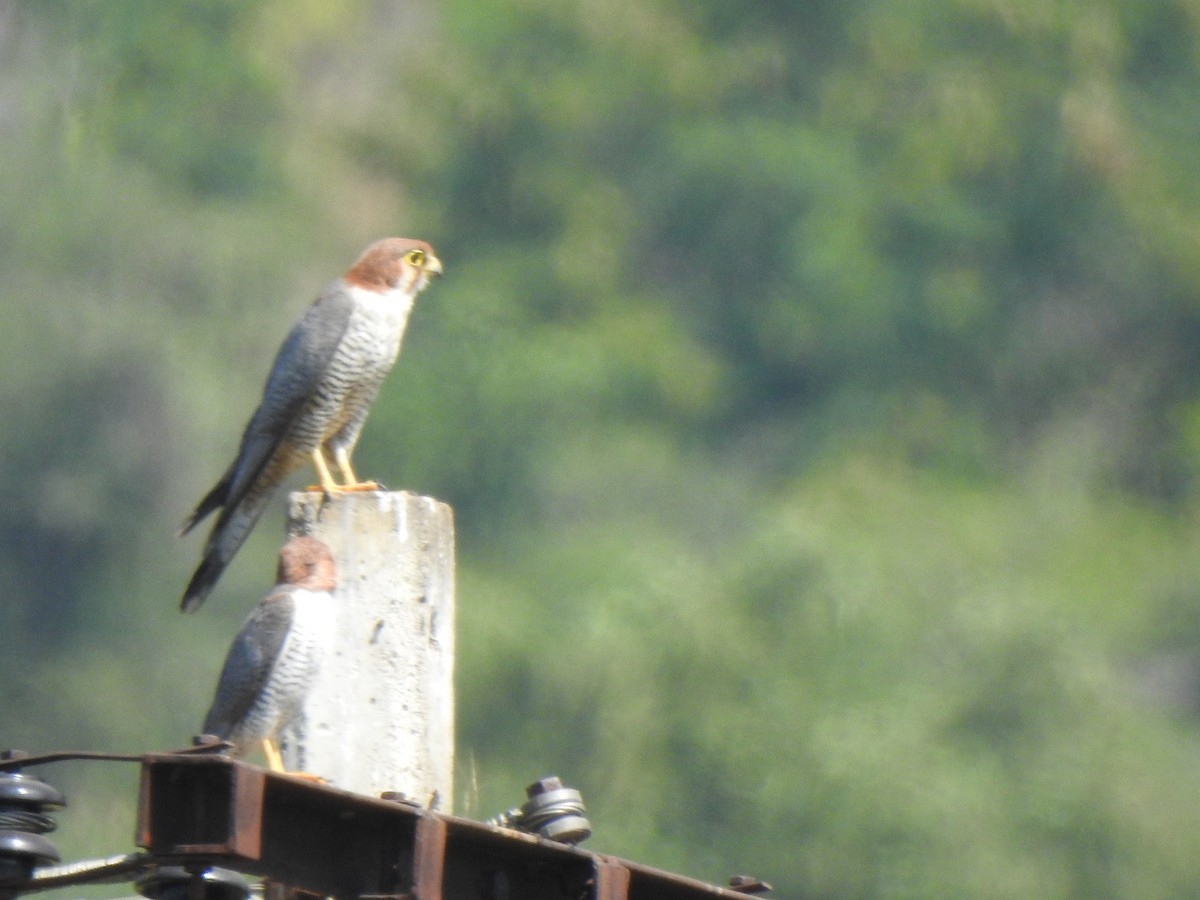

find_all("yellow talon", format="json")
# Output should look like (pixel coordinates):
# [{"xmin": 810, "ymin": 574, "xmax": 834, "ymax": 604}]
[
  {"xmin": 262, "ymin": 738, "xmax": 285, "ymax": 773},
  {"xmin": 331, "ymin": 447, "xmax": 379, "ymax": 491},
  {"xmin": 308, "ymin": 449, "xmax": 342, "ymax": 495}
]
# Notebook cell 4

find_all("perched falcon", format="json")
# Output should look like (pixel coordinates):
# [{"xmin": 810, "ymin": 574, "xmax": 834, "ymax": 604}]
[
  {"xmin": 179, "ymin": 237, "xmax": 442, "ymax": 612},
  {"xmin": 202, "ymin": 536, "xmax": 337, "ymax": 772}
]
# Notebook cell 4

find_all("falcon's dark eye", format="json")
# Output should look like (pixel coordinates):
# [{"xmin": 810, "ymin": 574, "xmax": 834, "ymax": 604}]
[{"xmin": 404, "ymin": 249, "xmax": 426, "ymax": 267}]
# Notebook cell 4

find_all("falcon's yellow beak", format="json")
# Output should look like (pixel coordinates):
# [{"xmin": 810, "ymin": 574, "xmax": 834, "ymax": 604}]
[{"xmin": 422, "ymin": 254, "xmax": 443, "ymax": 278}]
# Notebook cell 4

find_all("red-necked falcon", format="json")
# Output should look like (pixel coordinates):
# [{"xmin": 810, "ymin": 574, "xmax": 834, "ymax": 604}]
[
  {"xmin": 202, "ymin": 536, "xmax": 337, "ymax": 772},
  {"xmin": 179, "ymin": 237, "xmax": 442, "ymax": 612}
]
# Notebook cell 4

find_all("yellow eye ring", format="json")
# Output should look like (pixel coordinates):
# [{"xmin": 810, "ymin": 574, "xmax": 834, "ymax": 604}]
[{"xmin": 404, "ymin": 248, "xmax": 427, "ymax": 267}]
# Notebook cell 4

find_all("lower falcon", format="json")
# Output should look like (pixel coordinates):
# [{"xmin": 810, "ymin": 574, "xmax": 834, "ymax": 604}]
[{"xmin": 202, "ymin": 536, "xmax": 338, "ymax": 772}]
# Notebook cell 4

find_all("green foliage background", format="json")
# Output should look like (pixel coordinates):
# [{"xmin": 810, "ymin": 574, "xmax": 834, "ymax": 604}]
[{"xmin": 3, "ymin": 1, "xmax": 1200, "ymax": 896}]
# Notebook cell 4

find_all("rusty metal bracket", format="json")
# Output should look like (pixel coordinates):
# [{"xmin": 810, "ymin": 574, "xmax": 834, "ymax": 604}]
[{"xmin": 135, "ymin": 755, "xmax": 765, "ymax": 900}]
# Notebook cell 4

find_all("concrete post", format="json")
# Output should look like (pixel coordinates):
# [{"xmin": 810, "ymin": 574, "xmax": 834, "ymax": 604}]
[{"xmin": 280, "ymin": 490, "xmax": 454, "ymax": 810}]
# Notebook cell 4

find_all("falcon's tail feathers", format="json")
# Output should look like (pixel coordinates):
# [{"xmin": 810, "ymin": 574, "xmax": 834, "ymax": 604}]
[
  {"xmin": 181, "ymin": 554, "xmax": 228, "ymax": 614},
  {"xmin": 180, "ymin": 482, "xmax": 276, "ymax": 613},
  {"xmin": 178, "ymin": 475, "xmax": 231, "ymax": 538}
]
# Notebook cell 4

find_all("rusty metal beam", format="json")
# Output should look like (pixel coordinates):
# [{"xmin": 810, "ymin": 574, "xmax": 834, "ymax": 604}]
[
  {"xmin": 138, "ymin": 755, "xmax": 417, "ymax": 898},
  {"xmin": 136, "ymin": 755, "xmax": 762, "ymax": 900},
  {"xmin": 410, "ymin": 816, "xmax": 445, "ymax": 900},
  {"xmin": 594, "ymin": 858, "xmax": 631, "ymax": 900}
]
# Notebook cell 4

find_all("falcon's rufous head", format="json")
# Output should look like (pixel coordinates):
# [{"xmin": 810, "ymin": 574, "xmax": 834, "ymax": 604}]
[
  {"xmin": 276, "ymin": 536, "xmax": 337, "ymax": 591},
  {"xmin": 344, "ymin": 237, "xmax": 443, "ymax": 294}
]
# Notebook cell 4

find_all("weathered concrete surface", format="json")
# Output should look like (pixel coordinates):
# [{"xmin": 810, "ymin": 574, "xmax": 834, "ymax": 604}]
[{"xmin": 282, "ymin": 490, "xmax": 454, "ymax": 810}]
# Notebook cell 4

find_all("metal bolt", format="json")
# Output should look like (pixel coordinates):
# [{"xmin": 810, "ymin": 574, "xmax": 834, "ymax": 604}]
[
  {"xmin": 136, "ymin": 866, "xmax": 251, "ymax": 900},
  {"xmin": 379, "ymin": 791, "xmax": 420, "ymax": 808},
  {"xmin": 0, "ymin": 771, "xmax": 65, "ymax": 889},
  {"xmin": 520, "ymin": 777, "xmax": 590, "ymax": 845},
  {"xmin": 486, "ymin": 776, "xmax": 591, "ymax": 844},
  {"xmin": 484, "ymin": 807, "xmax": 523, "ymax": 830},
  {"xmin": 524, "ymin": 777, "xmax": 563, "ymax": 797},
  {"xmin": 189, "ymin": 736, "xmax": 230, "ymax": 757},
  {"xmin": 728, "ymin": 874, "xmax": 773, "ymax": 895}
]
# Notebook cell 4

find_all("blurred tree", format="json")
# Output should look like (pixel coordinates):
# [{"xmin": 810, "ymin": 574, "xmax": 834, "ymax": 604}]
[
  {"xmin": 3, "ymin": 0, "xmax": 1200, "ymax": 896},
  {"xmin": 34, "ymin": 0, "xmax": 285, "ymax": 195}
]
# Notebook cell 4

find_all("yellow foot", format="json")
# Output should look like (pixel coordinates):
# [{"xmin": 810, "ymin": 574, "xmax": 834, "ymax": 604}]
[
  {"xmin": 340, "ymin": 480, "xmax": 382, "ymax": 492},
  {"xmin": 284, "ymin": 771, "xmax": 327, "ymax": 783},
  {"xmin": 302, "ymin": 481, "xmax": 381, "ymax": 494},
  {"xmin": 304, "ymin": 484, "xmax": 341, "ymax": 494},
  {"xmin": 262, "ymin": 738, "xmax": 285, "ymax": 773}
]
